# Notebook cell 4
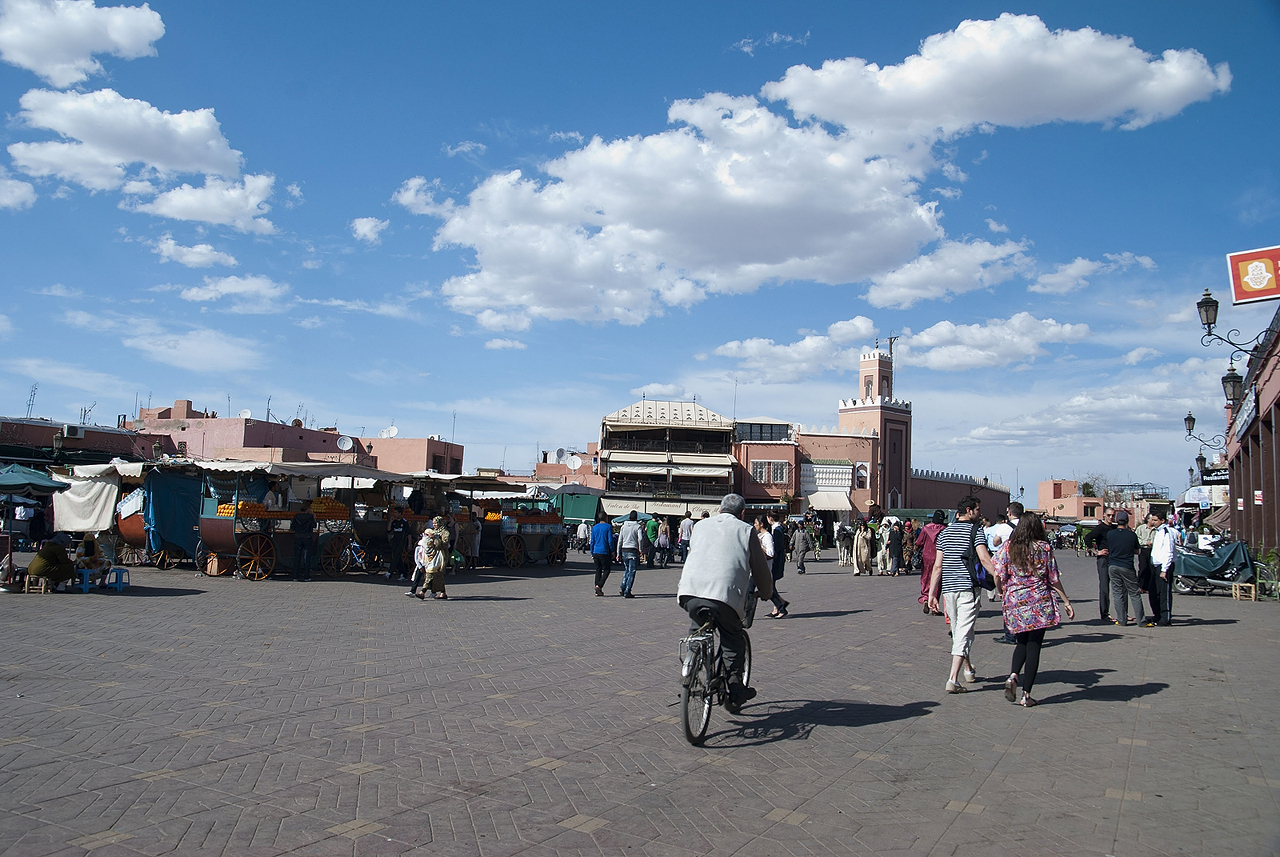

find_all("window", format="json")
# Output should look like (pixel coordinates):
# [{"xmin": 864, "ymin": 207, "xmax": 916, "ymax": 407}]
[
  {"xmin": 1084, "ymin": 504, "xmax": 1097, "ymax": 517},
  {"xmin": 735, "ymin": 423, "xmax": 790, "ymax": 442},
  {"xmin": 432, "ymin": 454, "xmax": 445, "ymax": 471},
  {"xmin": 864, "ymin": 377, "xmax": 873, "ymax": 399},
  {"xmin": 751, "ymin": 460, "xmax": 789, "ymax": 484},
  {"xmin": 855, "ymin": 464, "xmax": 868, "ymax": 490}
]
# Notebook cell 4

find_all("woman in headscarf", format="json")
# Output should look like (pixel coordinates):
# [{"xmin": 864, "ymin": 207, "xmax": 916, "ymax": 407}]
[
  {"xmin": 993, "ymin": 513, "xmax": 1075, "ymax": 707},
  {"xmin": 415, "ymin": 516, "xmax": 451, "ymax": 600},
  {"xmin": 853, "ymin": 519, "xmax": 872, "ymax": 576},
  {"xmin": 76, "ymin": 532, "xmax": 112, "ymax": 586}
]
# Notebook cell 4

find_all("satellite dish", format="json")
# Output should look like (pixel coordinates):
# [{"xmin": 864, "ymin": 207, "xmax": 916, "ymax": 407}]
[
  {"xmin": 567, "ymin": 455, "xmax": 583, "ymax": 470},
  {"xmin": 555, "ymin": 447, "xmax": 566, "ymax": 462},
  {"xmin": 237, "ymin": 409, "xmax": 252, "ymax": 419},
  {"xmin": 378, "ymin": 428, "xmax": 390, "ymax": 439},
  {"xmin": 336, "ymin": 436, "xmax": 353, "ymax": 451},
  {"xmin": 387, "ymin": 425, "xmax": 398, "ymax": 438},
  {"xmin": 291, "ymin": 418, "xmax": 303, "ymax": 428}
]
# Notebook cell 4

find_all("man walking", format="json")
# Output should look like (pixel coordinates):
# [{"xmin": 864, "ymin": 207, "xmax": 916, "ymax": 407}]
[
  {"xmin": 616, "ymin": 511, "xmax": 643, "ymax": 598},
  {"xmin": 766, "ymin": 511, "xmax": 790, "ymax": 617},
  {"xmin": 1085, "ymin": 509, "xmax": 1117, "ymax": 622},
  {"xmin": 928, "ymin": 497, "xmax": 996, "ymax": 694},
  {"xmin": 1106, "ymin": 510, "xmax": 1144, "ymax": 626},
  {"xmin": 291, "ymin": 500, "xmax": 316, "ymax": 582},
  {"xmin": 590, "ymin": 510, "xmax": 615, "ymax": 596}
]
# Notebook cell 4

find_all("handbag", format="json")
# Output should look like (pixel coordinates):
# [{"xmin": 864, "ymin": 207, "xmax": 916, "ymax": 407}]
[{"xmin": 962, "ymin": 523, "xmax": 995, "ymax": 591}]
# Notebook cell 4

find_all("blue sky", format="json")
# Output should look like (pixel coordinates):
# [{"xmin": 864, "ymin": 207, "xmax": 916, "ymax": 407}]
[{"xmin": 1, "ymin": 1, "xmax": 1277, "ymax": 498}]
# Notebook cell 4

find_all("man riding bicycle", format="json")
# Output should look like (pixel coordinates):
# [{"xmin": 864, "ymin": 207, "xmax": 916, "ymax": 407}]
[{"xmin": 677, "ymin": 494, "xmax": 774, "ymax": 708}]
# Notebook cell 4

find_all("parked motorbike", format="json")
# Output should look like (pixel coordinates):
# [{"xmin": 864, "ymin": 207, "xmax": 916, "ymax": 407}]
[{"xmin": 1174, "ymin": 540, "xmax": 1254, "ymax": 595}]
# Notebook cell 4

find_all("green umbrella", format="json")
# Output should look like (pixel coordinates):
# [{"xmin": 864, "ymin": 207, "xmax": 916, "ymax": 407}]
[{"xmin": 0, "ymin": 464, "xmax": 68, "ymax": 498}]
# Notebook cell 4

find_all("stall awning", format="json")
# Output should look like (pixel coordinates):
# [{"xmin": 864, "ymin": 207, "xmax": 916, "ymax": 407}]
[
  {"xmin": 807, "ymin": 491, "xmax": 852, "ymax": 511},
  {"xmin": 669, "ymin": 465, "xmax": 731, "ymax": 478}
]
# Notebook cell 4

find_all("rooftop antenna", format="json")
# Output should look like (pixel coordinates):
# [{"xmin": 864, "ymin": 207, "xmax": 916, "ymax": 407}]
[
  {"xmin": 452, "ymin": 411, "xmax": 456, "ymax": 444},
  {"xmin": 80, "ymin": 401, "xmax": 96, "ymax": 424},
  {"xmin": 732, "ymin": 379, "xmax": 738, "ymax": 420},
  {"xmin": 227, "ymin": 393, "xmax": 231, "ymax": 417},
  {"xmin": 886, "ymin": 332, "xmax": 900, "ymax": 359},
  {"xmin": 25, "ymin": 383, "xmax": 38, "ymax": 418}
]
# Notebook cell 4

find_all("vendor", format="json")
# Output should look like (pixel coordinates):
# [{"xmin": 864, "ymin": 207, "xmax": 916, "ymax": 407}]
[
  {"xmin": 28, "ymin": 532, "xmax": 75, "ymax": 591},
  {"xmin": 76, "ymin": 532, "xmax": 112, "ymax": 586},
  {"xmin": 263, "ymin": 481, "xmax": 286, "ymax": 511}
]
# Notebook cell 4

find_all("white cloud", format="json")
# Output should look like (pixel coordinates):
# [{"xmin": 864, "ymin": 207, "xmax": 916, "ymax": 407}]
[
  {"xmin": 715, "ymin": 316, "xmax": 877, "ymax": 383},
  {"xmin": 0, "ymin": 166, "xmax": 36, "ymax": 208},
  {"xmin": 36, "ymin": 282, "xmax": 82, "ymax": 296},
  {"xmin": 764, "ymin": 13, "xmax": 1229, "ymax": 139},
  {"xmin": 630, "ymin": 382, "xmax": 688, "ymax": 399},
  {"xmin": 350, "ymin": 216, "xmax": 389, "ymax": 244},
  {"xmin": 550, "ymin": 131, "xmax": 583, "ymax": 144},
  {"xmin": 443, "ymin": 140, "xmax": 486, "ymax": 157},
  {"xmin": 299, "ymin": 296, "xmax": 419, "ymax": 320},
  {"xmin": 5, "ymin": 356, "xmax": 130, "ymax": 395},
  {"xmin": 9, "ymin": 88, "xmax": 241, "ymax": 190},
  {"xmin": 734, "ymin": 30, "xmax": 810, "ymax": 56},
  {"xmin": 985, "ymin": 218, "xmax": 1008, "ymax": 233},
  {"xmin": 133, "ymin": 174, "xmax": 275, "ymax": 233},
  {"xmin": 897, "ymin": 312, "xmax": 1089, "ymax": 370},
  {"xmin": 392, "ymin": 176, "xmax": 453, "ymax": 217},
  {"xmin": 153, "ymin": 233, "xmax": 237, "ymax": 267},
  {"xmin": 484, "ymin": 338, "xmax": 527, "ymax": 350},
  {"xmin": 0, "ymin": 0, "xmax": 164, "ymax": 88},
  {"xmin": 179, "ymin": 273, "xmax": 289, "ymax": 313},
  {"xmin": 0, "ymin": 313, "xmax": 11, "ymax": 337},
  {"xmin": 396, "ymin": 15, "xmax": 1226, "ymax": 329},
  {"xmin": 1123, "ymin": 346, "xmax": 1161, "ymax": 365},
  {"xmin": 62, "ymin": 308, "xmax": 94, "ymax": 327},
  {"xmin": 1029, "ymin": 251, "xmax": 1156, "ymax": 294},
  {"xmin": 865, "ymin": 239, "xmax": 1031, "ymax": 308},
  {"xmin": 296, "ymin": 316, "xmax": 322, "ymax": 329},
  {"xmin": 122, "ymin": 324, "xmax": 258, "ymax": 372},
  {"xmin": 285, "ymin": 182, "xmax": 303, "ymax": 207}
]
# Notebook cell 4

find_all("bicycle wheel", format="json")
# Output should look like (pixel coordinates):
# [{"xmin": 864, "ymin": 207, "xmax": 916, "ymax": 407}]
[{"xmin": 681, "ymin": 647, "xmax": 713, "ymax": 745}]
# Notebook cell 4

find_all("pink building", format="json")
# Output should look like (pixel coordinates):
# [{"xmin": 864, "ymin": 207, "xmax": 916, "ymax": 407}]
[{"xmin": 1037, "ymin": 480, "xmax": 1104, "ymax": 521}]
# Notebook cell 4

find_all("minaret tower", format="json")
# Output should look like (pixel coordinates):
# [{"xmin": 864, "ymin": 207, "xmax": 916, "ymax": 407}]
[{"xmin": 838, "ymin": 348, "xmax": 913, "ymax": 508}]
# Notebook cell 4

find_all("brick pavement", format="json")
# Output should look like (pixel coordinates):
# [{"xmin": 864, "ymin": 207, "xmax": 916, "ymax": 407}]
[{"xmin": 0, "ymin": 550, "xmax": 1277, "ymax": 856}]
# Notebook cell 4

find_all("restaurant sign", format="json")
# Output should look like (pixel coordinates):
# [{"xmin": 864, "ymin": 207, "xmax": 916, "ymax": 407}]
[
  {"xmin": 1234, "ymin": 385, "xmax": 1258, "ymax": 441},
  {"xmin": 1228, "ymin": 244, "xmax": 1280, "ymax": 305}
]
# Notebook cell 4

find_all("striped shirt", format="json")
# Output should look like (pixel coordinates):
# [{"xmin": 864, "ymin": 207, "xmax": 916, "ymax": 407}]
[{"xmin": 936, "ymin": 520, "xmax": 982, "ymax": 593}]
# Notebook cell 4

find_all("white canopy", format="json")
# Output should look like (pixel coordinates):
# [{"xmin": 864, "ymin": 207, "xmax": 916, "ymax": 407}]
[
  {"xmin": 807, "ymin": 491, "xmax": 852, "ymax": 511},
  {"xmin": 52, "ymin": 470, "xmax": 121, "ymax": 532}
]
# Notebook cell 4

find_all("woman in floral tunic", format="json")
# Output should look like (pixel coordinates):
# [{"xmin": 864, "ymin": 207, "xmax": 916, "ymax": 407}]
[{"xmin": 993, "ymin": 513, "xmax": 1074, "ymax": 706}]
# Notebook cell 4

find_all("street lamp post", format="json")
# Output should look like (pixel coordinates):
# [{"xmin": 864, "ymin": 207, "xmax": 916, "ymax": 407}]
[{"xmin": 1183, "ymin": 411, "xmax": 1226, "ymax": 451}]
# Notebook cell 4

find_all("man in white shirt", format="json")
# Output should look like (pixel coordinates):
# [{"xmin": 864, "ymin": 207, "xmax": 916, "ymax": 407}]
[
  {"xmin": 678, "ymin": 512, "xmax": 695, "ymax": 563},
  {"xmin": 1149, "ymin": 515, "xmax": 1177, "ymax": 626}
]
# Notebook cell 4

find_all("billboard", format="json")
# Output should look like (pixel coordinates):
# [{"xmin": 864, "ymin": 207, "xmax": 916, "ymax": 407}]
[{"xmin": 1227, "ymin": 244, "xmax": 1280, "ymax": 305}]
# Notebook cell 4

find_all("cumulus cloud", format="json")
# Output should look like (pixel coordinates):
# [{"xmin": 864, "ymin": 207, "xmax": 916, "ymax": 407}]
[
  {"xmin": 132, "ymin": 174, "xmax": 275, "ymax": 233},
  {"xmin": 179, "ymin": 273, "xmax": 289, "ymax": 313},
  {"xmin": 763, "ymin": 13, "xmax": 1230, "ymax": 139},
  {"xmin": 985, "ymin": 218, "xmax": 1008, "ymax": 233},
  {"xmin": 397, "ymin": 16, "xmax": 1220, "ymax": 329},
  {"xmin": 1029, "ymin": 251, "xmax": 1156, "ymax": 294},
  {"xmin": 630, "ymin": 382, "xmax": 688, "ymax": 399},
  {"xmin": 866, "ymin": 239, "xmax": 1032, "ymax": 308},
  {"xmin": 896, "ymin": 312, "xmax": 1089, "ymax": 370},
  {"xmin": 153, "ymin": 233, "xmax": 237, "ymax": 267},
  {"xmin": 1123, "ymin": 346, "xmax": 1162, "ymax": 365},
  {"xmin": 36, "ymin": 282, "xmax": 82, "ymax": 296},
  {"xmin": 0, "ymin": 0, "xmax": 164, "ymax": 88},
  {"xmin": 5, "ymin": 355, "xmax": 130, "ymax": 395},
  {"xmin": 0, "ymin": 166, "xmax": 36, "ymax": 208},
  {"xmin": 484, "ymin": 338, "xmax": 526, "ymax": 350},
  {"xmin": 9, "ymin": 88, "xmax": 241, "ymax": 190},
  {"xmin": 714, "ymin": 316, "xmax": 877, "ymax": 383},
  {"xmin": 350, "ymin": 216, "xmax": 389, "ymax": 244}
]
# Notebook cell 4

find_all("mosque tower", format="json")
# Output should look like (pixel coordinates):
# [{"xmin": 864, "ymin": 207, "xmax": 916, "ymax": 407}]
[{"xmin": 838, "ymin": 347, "xmax": 913, "ymax": 508}]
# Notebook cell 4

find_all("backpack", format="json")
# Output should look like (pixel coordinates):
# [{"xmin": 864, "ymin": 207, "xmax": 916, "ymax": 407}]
[{"xmin": 961, "ymin": 522, "xmax": 995, "ymax": 591}]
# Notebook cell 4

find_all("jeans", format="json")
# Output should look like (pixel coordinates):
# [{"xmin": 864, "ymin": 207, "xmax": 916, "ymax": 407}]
[
  {"xmin": 592, "ymin": 553, "xmax": 612, "ymax": 588},
  {"xmin": 619, "ymin": 549, "xmax": 638, "ymax": 594},
  {"xmin": 293, "ymin": 537, "xmax": 314, "ymax": 580},
  {"xmin": 683, "ymin": 596, "xmax": 747, "ymax": 683},
  {"xmin": 1096, "ymin": 554, "xmax": 1111, "ymax": 618},
  {"xmin": 1109, "ymin": 564, "xmax": 1145, "ymax": 624},
  {"xmin": 942, "ymin": 589, "xmax": 980, "ymax": 658}
]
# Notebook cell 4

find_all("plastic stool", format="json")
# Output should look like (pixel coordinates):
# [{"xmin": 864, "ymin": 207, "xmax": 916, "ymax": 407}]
[
  {"xmin": 105, "ymin": 566, "xmax": 129, "ymax": 592},
  {"xmin": 73, "ymin": 568, "xmax": 94, "ymax": 593}
]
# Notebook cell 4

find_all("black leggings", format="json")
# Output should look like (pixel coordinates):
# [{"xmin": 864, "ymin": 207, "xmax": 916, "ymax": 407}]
[{"xmin": 1011, "ymin": 628, "xmax": 1047, "ymax": 696}]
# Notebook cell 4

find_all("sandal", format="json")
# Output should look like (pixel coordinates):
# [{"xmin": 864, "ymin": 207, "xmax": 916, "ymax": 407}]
[
  {"xmin": 1019, "ymin": 694, "xmax": 1036, "ymax": 707},
  {"xmin": 1004, "ymin": 674, "xmax": 1018, "ymax": 703},
  {"xmin": 435, "ymin": 593, "xmax": 448, "ymax": 600},
  {"xmin": 945, "ymin": 680, "xmax": 966, "ymax": 694}
]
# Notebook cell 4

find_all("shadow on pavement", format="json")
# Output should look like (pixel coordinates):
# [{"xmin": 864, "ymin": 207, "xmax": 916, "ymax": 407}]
[
  {"xmin": 711, "ymin": 698, "xmax": 938, "ymax": 746},
  {"xmin": 779, "ymin": 609, "xmax": 868, "ymax": 619},
  {"xmin": 1038, "ymin": 680, "xmax": 1169, "ymax": 706},
  {"xmin": 1177, "ymin": 617, "xmax": 1239, "ymax": 626},
  {"xmin": 1045, "ymin": 631, "xmax": 1124, "ymax": 646},
  {"xmin": 97, "ymin": 586, "xmax": 206, "ymax": 597}
]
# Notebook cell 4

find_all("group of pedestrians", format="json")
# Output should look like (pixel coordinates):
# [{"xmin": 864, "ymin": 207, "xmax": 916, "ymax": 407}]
[{"xmin": 1084, "ymin": 509, "xmax": 1176, "ymax": 627}]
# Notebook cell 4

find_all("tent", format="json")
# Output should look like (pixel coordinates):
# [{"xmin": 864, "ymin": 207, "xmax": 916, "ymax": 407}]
[{"xmin": 0, "ymin": 464, "xmax": 69, "ymax": 584}]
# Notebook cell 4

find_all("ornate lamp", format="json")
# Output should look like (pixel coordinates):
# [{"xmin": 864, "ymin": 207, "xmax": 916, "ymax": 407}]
[{"xmin": 1221, "ymin": 364, "xmax": 1244, "ymax": 409}]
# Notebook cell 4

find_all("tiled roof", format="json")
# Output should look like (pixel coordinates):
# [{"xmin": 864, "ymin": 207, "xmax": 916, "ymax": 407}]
[{"xmin": 603, "ymin": 400, "xmax": 731, "ymax": 427}]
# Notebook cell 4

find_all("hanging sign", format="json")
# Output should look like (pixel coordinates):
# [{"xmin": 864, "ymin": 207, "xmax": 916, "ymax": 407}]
[
  {"xmin": 1228, "ymin": 245, "xmax": 1280, "ymax": 305},
  {"xmin": 1255, "ymin": 490, "xmax": 1264, "ymax": 506},
  {"xmin": 1237, "ymin": 497, "xmax": 1245, "ymax": 510}
]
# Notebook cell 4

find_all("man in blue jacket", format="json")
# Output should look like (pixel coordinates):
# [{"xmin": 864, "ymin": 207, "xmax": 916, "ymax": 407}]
[{"xmin": 590, "ymin": 511, "xmax": 616, "ymax": 596}]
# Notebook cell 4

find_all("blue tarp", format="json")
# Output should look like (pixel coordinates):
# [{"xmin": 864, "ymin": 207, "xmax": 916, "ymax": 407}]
[
  {"xmin": 143, "ymin": 469, "xmax": 202, "ymax": 559},
  {"xmin": 1174, "ymin": 540, "xmax": 1253, "ymax": 582}
]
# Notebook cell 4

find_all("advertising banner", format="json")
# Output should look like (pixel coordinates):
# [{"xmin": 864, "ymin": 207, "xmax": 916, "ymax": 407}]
[{"xmin": 1227, "ymin": 245, "xmax": 1280, "ymax": 305}]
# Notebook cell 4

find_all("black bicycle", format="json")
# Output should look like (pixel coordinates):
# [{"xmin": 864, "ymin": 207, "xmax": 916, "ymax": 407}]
[{"xmin": 678, "ymin": 600, "xmax": 755, "ymax": 745}]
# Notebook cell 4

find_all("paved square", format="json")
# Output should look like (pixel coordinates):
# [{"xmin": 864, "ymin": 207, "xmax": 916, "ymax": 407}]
[{"xmin": 1, "ymin": 551, "xmax": 1277, "ymax": 855}]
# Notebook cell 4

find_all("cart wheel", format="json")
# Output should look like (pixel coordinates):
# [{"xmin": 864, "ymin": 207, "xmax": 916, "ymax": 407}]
[
  {"xmin": 503, "ymin": 535, "xmax": 526, "ymax": 569},
  {"xmin": 237, "ymin": 534, "xmax": 275, "ymax": 581},
  {"xmin": 321, "ymin": 534, "xmax": 352, "ymax": 577},
  {"xmin": 545, "ymin": 535, "xmax": 567, "ymax": 566},
  {"xmin": 113, "ymin": 536, "xmax": 144, "ymax": 567},
  {"xmin": 152, "ymin": 548, "xmax": 178, "ymax": 570}
]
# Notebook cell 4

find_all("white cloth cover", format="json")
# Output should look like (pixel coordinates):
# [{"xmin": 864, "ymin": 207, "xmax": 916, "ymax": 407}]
[{"xmin": 52, "ymin": 472, "xmax": 121, "ymax": 533}]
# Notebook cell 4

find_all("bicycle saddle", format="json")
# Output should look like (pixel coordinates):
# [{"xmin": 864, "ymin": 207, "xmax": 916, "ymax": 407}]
[{"xmin": 694, "ymin": 606, "xmax": 716, "ymax": 626}]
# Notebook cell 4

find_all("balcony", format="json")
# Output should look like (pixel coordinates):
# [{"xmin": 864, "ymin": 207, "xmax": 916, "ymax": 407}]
[
  {"xmin": 607, "ymin": 477, "xmax": 731, "ymax": 499},
  {"xmin": 603, "ymin": 438, "xmax": 732, "ymax": 455}
]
